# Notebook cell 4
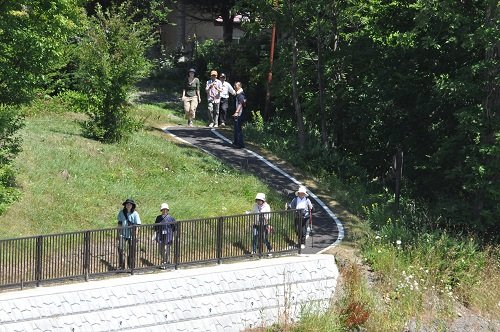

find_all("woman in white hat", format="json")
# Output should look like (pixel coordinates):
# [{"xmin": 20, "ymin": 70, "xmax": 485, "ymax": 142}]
[
  {"xmin": 154, "ymin": 203, "xmax": 176, "ymax": 268},
  {"xmin": 250, "ymin": 193, "xmax": 273, "ymax": 255},
  {"xmin": 287, "ymin": 186, "xmax": 313, "ymax": 249}
]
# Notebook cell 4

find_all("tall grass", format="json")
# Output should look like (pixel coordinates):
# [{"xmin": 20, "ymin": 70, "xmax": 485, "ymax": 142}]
[
  {"xmin": 0, "ymin": 97, "xmax": 285, "ymax": 238},
  {"xmin": 243, "ymin": 118, "xmax": 499, "ymax": 330}
]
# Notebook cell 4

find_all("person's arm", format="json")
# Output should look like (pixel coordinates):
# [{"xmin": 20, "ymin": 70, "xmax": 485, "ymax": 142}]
[
  {"xmin": 263, "ymin": 204, "xmax": 271, "ymax": 223},
  {"xmin": 195, "ymin": 79, "xmax": 201, "ymax": 102},
  {"xmin": 233, "ymin": 103, "xmax": 242, "ymax": 117},
  {"xmin": 228, "ymin": 83, "xmax": 236, "ymax": 96},
  {"xmin": 117, "ymin": 211, "xmax": 125, "ymax": 225}
]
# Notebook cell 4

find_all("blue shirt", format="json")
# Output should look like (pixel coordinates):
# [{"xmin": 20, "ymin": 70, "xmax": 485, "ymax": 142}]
[{"xmin": 117, "ymin": 210, "xmax": 141, "ymax": 239}]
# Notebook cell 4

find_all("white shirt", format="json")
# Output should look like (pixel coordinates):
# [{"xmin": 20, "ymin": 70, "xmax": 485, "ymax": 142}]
[
  {"xmin": 220, "ymin": 81, "xmax": 236, "ymax": 98},
  {"xmin": 295, "ymin": 197, "xmax": 310, "ymax": 211}
]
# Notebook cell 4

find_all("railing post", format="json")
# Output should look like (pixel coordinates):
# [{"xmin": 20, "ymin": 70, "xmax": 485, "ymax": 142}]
[
  {"xmin": 174, "ymin": 222, "xmax": 180, "ymax": 270},
  {"xmin": 298, "ymin": 210, "xmax": 303, "ymax": 254},
  {"xmin": 35, "ymin": 235, "xmax": 43, "ymax": 287},
  {"xmin": 216, "ymin": 217, "xmax": 224, "ymax": 264},
  {"xmin": 83, "ymin": 231, "xmax": 90, "ymax": 281},
  {"xmin": 130, "ymin": 225, "xmax": 136, "ymax": 275},
  {"xmin": 258, "ymin": 213, "xmax": 264, "ymax": 258}
]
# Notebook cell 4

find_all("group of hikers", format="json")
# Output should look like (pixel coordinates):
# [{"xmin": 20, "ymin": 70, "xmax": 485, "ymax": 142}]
[
  {"xmin": 181, "ymin": 68, "xmax": 246, "ymax": 149},
  {"xmin": 116, "ymin": 185, "xmax": 313, "ymax": 270}
]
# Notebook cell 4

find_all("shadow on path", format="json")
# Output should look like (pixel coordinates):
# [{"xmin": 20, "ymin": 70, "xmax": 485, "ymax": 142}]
[{"xmin": 164, "ymin": 126, "xmax": 344, "ymax": 254}]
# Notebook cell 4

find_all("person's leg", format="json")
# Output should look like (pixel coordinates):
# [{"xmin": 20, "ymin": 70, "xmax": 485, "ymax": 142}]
[
  {"xmin": 219, "ymin": 98, "xmax": 228, "ymax": 125},
  {"xmin": 183, "ymin": 98, "xmax": 190, "ymax": 124},
  {"xmin": 236, "ymin": 116, "xmax": 245, "ymax": 147},
  {"xmin": 264, "ymin": 229, "xmax": 272, "ymax": 251},
  {"xmin": 157, "ymin": 241, "xmax": 165, "ymax": 264},
  {"xmin": 294, "ymin": 216, "xmax": 301, "ymax": 240},
  {"xmin": 165, "ymin": 243, "xmax": 171, "ymax": 264},
  {"xmin": 126, "ymin": 238, "xmax": 133, "ymax": 268},
  {"xmin": 207, "ymin": 101, "xmax": 214, "ymax": 126},
  {"xmin": 234, "ymin": 116, "xmax": 244, "ymax": 147},
  {"xmin": 301, "ymin": 218, "xmax": 308, "ymax": 245},
  {"xmin": 252, "ymin": 226, "xmax": 258, "ymax": 253},
  {"xmin": 118, "ymin": 235, "xmax": 125, "ymax": 269},
  {"xmin": 190, "ymin": 96, "xmax": 199, "ymax": 124},
  {"xmin": 213, "ymin": 102, "xmax": 220, "ymax": 127}
]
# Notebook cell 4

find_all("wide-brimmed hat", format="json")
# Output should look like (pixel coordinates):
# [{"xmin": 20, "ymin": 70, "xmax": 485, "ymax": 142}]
[
  {"xmin": 160, "ymin": 203, "xmax": 170, "ymax": 211},
  {"xmin": 295, "ymin": 186, "xmax": 309, "ymax": 196},
  {"xmin": 255, "ymin": 193, "xmax": 266, "ymax": 201},
  {"xmin": 122, "ymin": 198, "xmax": 136, "ymax": 208},
  {"xmin": 188, "ymin": 68, "xmax": 196, "ymax": 73}
]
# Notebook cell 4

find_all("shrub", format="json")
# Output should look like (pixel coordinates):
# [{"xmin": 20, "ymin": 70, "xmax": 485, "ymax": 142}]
[{"xmin": 73, "ymin": 2, "xmax": 154, "ymax": 143}]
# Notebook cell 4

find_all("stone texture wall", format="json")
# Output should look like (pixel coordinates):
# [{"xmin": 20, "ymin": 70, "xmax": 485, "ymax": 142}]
[{"xmin": 0, "ymin": 254, "xmax": 338, "ymax": 331}]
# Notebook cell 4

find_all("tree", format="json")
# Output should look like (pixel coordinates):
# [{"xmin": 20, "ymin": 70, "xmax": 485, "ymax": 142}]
[
  {"xmin": 0, "ymin": 0, "xmax": 84, "ymax": 105},
  {"xmin": 0, "ymin": 0, "xmax": 83, "ymax": 212},
  {"xmin": 74, "ymin": 2, "xmax": 154, "ymax": 143}
]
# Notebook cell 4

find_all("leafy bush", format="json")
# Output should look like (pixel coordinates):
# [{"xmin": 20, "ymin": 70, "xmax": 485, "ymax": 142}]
[
  {"xmin": 0, "ymin": 105, "xmax": 24, "ymax": 214},
  {"xmin": 73, "ymin": 2, "xmax": 154, "ymax": 143}
]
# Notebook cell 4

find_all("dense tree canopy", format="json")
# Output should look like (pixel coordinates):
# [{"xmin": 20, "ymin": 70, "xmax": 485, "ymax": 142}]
[
  {"xmin": 228, "ymin": 0, "xmax": 499, "ymax": 235},
  {"xmin": 0, "ymin": 0, "xmax": 84, "ymax": 105}
]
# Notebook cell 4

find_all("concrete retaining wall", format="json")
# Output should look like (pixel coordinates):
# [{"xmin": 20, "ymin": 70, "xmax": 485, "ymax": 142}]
[{"xmin": 0, "ymin": 254, "xmax": 338, "ymax": 331}]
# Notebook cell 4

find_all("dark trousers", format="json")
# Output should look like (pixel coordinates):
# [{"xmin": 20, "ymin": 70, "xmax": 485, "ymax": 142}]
[
  {"xmin": 219, "ymin": 97, "xmax": 228, "ymax": 125},
  {"xmin": 253, "ymin": 225, "xmax": 272, "ymax": 253},
  {"xmin": 118, "ymin": 236, "xmax": 134, "ymax": 269},
  {"xmin": 295, "ymin": 217, "xmax": 308, "ymax": 245},
  {"xmin": 233, "ymin": 116, "xmax": 244, "ymax": 148}
]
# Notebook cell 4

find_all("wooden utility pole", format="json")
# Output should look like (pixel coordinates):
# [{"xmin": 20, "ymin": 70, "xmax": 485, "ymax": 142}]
[{"xmin": 263, "ymin": 0, "xmax": 279, "ymax": 120}]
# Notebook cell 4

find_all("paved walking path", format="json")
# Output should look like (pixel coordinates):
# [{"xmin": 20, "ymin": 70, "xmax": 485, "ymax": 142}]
[{"xmin": 164, "ymin": 126, "xmax": 344, "ymax": 254}]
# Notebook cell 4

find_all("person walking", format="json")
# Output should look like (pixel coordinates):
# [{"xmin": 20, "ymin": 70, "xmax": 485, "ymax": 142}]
[
  {"xmin": 205, "ymin": 70, "xmax": 222, "ymax": 127},
  {"xmin": 117, "ymin": 198, "xmax": 141, "ymax": 270},
  {"xmin": 218, "ymin": 73, "xmax": 236, "ymax": 127},
  {"xmin": 232, "ymin": 82, "xmax": 246, "ymax": 148},
  {"xmin": 153, "ymin": 203, "xmax": 176, "ymax": 269},
  {"xmin": 182, "ymin": 68, "xmax": 201, "ymax": 127},
  {"xmin": 250, "ymin": 193, "xmax": 273, "ymax": 256},
  {"xmin": 287, "ymin": 186, "xmax": 313, "ymax": 249}
]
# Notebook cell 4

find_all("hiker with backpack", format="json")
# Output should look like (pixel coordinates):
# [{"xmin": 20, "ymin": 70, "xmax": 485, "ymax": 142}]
[{"xmin": 287, "ymin": 186, "xmax": 313, "ymax": 249}]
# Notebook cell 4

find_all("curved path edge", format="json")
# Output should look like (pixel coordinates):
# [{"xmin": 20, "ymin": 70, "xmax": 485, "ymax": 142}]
[{"xmin": 163, "ymin": 126, "xmax": 344, "ymax": 254}]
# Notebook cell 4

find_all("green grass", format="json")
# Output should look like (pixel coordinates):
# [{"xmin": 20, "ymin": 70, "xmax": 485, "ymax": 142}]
[{"xmin": 0, "ymin": 100, "xmax": 285, "ymax": 238}]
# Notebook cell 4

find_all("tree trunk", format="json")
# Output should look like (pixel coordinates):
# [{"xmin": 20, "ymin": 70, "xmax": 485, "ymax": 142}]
[
  {"xmin": 317, "ymin": 13, "xmax": 327, "ymax": 148},
  {"xmin": 291, "ymin": 30, "xmax": 305, "ymax": 150},
  {"xmin": 220, "ymin": 3, "xmax": 234, "ymax": 44}
]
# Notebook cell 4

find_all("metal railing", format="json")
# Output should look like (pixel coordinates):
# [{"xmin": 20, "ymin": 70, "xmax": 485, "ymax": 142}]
[{"xmin": 0, "ymin": 209, "xmax": 303, "ymax": 289}]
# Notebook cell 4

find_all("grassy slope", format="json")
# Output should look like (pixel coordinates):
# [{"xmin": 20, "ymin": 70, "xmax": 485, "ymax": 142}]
[{"xmin": 0, "ymin": 104, "xmax": 283, "ymax": 238}]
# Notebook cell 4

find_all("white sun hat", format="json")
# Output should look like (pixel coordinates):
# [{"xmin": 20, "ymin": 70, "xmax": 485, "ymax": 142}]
[
  {"xmin": 160, "ymin": 203, "xmax": 170, "ymax": 211},
  {"xmin": 295, "ymin": 186, "xmax": 309, "ymax": 196},
  {"xmin": 255, "ymin": 193, "xmax": 266, "ymax": 201}
]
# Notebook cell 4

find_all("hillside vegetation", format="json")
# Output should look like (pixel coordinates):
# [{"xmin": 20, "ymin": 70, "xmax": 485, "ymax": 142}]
[
  {"xmin": 2, "ymin": 95, "xmax": 498, "ymax": 331},
  {"xmin": 0, "ymin": 98, "xmax": 284, "ymax": 238}
]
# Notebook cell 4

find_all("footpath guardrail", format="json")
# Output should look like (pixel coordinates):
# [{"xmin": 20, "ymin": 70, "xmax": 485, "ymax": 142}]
[{"xmin": 0, "ymin": 210, "xmax": 303, "ymax": 289}]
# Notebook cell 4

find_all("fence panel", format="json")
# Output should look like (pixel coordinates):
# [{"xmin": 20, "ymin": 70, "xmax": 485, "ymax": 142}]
[{"xmin": 0, "ymin": 210, "xmax": 300, "ymax": 289}]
